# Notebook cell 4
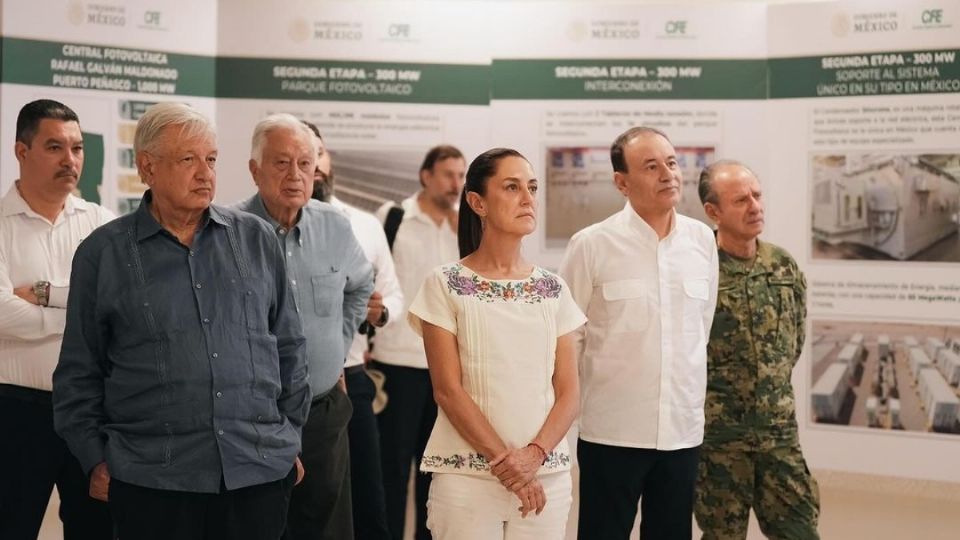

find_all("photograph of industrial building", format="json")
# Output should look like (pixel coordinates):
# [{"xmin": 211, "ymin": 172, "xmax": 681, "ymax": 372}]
[
  {"xmin": 544, "ymin": 145, "xmax": 714, "ymax": 248},
  {"xmin": 811, "ymin": 320, "xmax": 960, "ymax": 435},
  {"xmin": 811, "ymin": 153, "xmax": 960, "ymax": 262},
  {"xmin": 327, "ymin": 148, "xmax": 423, "ymax": 212}
]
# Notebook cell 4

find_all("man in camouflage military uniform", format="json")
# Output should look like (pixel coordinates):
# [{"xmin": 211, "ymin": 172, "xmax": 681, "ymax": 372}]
[{"xmin": 695, "ymin": 160, "xmax": 820, "ymax": 539}]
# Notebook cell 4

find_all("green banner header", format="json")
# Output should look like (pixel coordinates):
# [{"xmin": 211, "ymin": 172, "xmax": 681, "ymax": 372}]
[
  {"xmin": 6, "ymin": 37, "xmax": 957, "ymax": 102},
  {"xmin": 1, "ymin": 37, "xmax": 216, "ymax": 97},
  {"xmin": 217, "ymin": 57, "xmax": 489, "ymax": 105},
  {"xmin": 492, "ymin": 58, "xmax": 767, "ymax": 100},
  {"xmin": 770, "ymin": 49, "xmax": 960, "ymax": 98}
]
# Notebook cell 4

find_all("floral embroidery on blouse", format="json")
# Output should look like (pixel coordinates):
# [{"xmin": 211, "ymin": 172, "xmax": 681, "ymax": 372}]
[
  {"xmin": 444, "ymin": 264, "xmax": 562, "ymax": 303},
  {"xmin": 422, "ymin": 451, "xmax": 571, "ymax": 472}
]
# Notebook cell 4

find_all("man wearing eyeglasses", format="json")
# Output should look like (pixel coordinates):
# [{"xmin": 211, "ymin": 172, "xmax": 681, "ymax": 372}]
[
  {"xmin": 53, "ymin": 103, "xmax": 311, "ymax": 540},
  {"xmin": 237, "ymin": 114, "xmax": 374, "ymax": 540}
]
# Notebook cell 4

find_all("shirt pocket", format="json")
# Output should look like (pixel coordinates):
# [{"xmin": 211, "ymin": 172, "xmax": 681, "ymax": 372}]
[
  {"xmin": 224, "ymin": 277, "xmax": 270, "ymax": 331},
  {"xmin": 682, "ymin": 277, "xmax": 710, "ymax": 330},
  {"xmin": 708, "ymin": 284, "xmax": 741, "ymax": 367},
  {"xmin": 683, "ymin": 278, "xmax": 709, "ymax": 301},
  {"xmin": 312, "ymin": 269, "xmax": 343, "ymax": 318},
  {"xmin": 769, "ymin": 276, "xmax": 799, "ymax": 356},
  {"xmin": 112, "ymin": 283, "xmax": 181, "ymax": 336},
  {"xmin": 600, "ymin": 279, "xmax": 649, "ymax": 334}
]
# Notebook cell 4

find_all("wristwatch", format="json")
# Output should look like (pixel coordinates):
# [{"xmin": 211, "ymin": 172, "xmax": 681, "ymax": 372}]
[
  {"xmin": 375, "ymin": 305, "xmax": 390, "ymax": 328},
  {"xmin": 33, "ymin": 280, "xmax": 50, "ymax": 307}
]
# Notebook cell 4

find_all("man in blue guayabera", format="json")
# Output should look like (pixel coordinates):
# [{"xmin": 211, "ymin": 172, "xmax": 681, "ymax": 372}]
[{"xmin": 53, "ymin": 102, "xmax": 311, "ymax": 540}]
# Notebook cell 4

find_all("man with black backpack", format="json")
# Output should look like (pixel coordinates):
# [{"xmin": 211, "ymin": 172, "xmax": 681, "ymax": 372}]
[{"xmin": 372, "ymin": 145, "xmax": 465, "ymax": 540}]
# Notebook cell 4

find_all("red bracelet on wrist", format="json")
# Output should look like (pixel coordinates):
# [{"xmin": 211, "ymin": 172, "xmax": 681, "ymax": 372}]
[{"xmin": 527, "ymin": 442, "xmax": 548, "ymax": 464}]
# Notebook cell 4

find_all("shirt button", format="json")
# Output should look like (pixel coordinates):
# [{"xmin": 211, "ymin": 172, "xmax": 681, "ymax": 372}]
[
  {"xmin": 195, "ymin": 282, "xmax": 202, "ymax": 289},
  {"xmin": 291, "ymin": 279, "xmax": 297, "ymax": 286},
  {"xmin": 217, "ymin": 429, "xmax": 224, "ymax": 436},
  {"xmin": 211, "ymin": 352, "xmax": 218, "ymax": 358},
  {"xmin": 278, "ymin": 227, "xmax": 287, "ymax": 235},
  {"xmin": 262, "ymin": 454, "xmax": 267, "ymax": 459},
  {"xmin": 257, "ymin": 415, "xmax": 263, "ymax": 421},
  {"xmin": 189, "ymin": 250, "xmax": 195, "ymax": 257},
  {"xmin": 287, "ymin": 251, "xmax": 292, "ymax": 257},
  {"xmin": 203, "ymin": 318, "xmax": 210, "ymax": 324},
  {"xmin": 216, "ymin": 391, "xmax": 223, "ymax": 398}
]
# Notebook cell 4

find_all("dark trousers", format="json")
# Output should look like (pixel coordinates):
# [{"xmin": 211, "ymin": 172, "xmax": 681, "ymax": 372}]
[
  {"xmin": 108, "ymin": 467, "xmax": 296, "ymax": 540},
  {"xmin": 0, "ymin": 386, "xmax": 113, "ymax": 540},
  {"xmin": 577, "ymin": 439, "xmax": 700, "ymax": 540},
  {"xmin": 370, "ymin": 361, "xmax": 437, "ymax": 540},
  {"xmin": 346, "ymin": 366, "xmax": 391, "ymax": 540},
  {"xmin": 284, "ymin": 386, "xmax": 354, "ymax": 540}
]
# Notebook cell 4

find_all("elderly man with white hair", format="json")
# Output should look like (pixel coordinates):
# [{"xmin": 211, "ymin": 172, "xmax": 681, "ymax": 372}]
[
  {"xmin": 236, "ymin": 113, "xmax": 374, "ymax": 540},
  {"xmin": 53, "ymin": 102, "xmax": 311, "ymax": 540}
]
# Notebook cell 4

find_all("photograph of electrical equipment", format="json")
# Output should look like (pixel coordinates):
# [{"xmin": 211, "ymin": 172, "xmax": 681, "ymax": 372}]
[
  {"xmin": 811, "ymin": 153, "xmax": 960, "ymax": 262},
  {"xmin": 811, "ymin": 320, "xmax": 960, "ymax": 435}
]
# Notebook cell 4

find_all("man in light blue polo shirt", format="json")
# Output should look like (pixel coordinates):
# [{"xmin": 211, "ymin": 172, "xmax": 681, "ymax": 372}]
[{"xmin": 236, "ymin": 114, "xmax": 374, "ymax": 540}]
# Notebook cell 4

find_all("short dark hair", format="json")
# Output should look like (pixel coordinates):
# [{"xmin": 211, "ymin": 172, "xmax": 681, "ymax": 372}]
[
  {"xmin": 458, "ymin": 148, "xmax": 526, "ymax": 258},
  {"xmin": 420, "ymin": 145, "xmax": 464, "ymax": 174},
  {"xmin": 698, "ymin": 159, "xmax": 757, "ymax": 205},
  {"xmin": 610, "ymin": 126, "xmax": 670, "ymax": 173},
  {"xmin": 16, "ymin": 99, "xmax": 80, "ymax": 147},
  {"xmin": 301, "ymin": 120, "xmax": 322, "ymax": 140}
]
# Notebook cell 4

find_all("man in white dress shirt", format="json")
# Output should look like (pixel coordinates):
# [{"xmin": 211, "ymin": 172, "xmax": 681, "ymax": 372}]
[
  {"xmin": 305, "ymin": 121, "xmax": 403, "ymax": 540},
  {"xmin": 0, "ymin": 99, "xmax": 115, "ymax": 539},
  {"xmin": 559, "ymin": 126, "xmax": 718, "ymax": 539}
]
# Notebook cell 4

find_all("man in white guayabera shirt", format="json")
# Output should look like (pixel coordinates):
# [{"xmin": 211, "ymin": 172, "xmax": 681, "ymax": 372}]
[
  {"xmin": 0, "ymin": 99, "xmax": 114, "ymax": 540},
  {"xmin": 559, "ymin": 126, "xmax": 718, "ymax": 540}
]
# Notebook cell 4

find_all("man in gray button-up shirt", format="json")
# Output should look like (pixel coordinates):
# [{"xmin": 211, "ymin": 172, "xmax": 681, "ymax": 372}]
[
  {"xmin": 236, "ymin": 114, "xmax": 374, "ymax": 540},
  {"xmin": 53, "ymin": 103, "xmax": 311, "ymax": 540}
]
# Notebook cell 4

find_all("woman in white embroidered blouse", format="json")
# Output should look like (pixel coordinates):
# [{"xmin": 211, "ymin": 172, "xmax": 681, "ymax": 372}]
[{"xmin": 407, "ymin": 148, "xmax": 585, "ymax": 539}]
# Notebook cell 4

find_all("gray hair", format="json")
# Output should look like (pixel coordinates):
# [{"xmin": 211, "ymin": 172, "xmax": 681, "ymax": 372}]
[
  {"xmin": 134, "ymin": 102, "xmax": 215, "ymax": 156},
  {"xmin": 697, "ymin": 159, "xmax": 758, "ymax": 205},
  {"xmin": 250, "ymin": 113, "xmax": 317, "ymax": 166}
]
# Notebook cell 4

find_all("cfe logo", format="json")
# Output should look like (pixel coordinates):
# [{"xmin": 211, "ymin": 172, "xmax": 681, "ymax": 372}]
[
  {"xmin": 664, "ymin": 20, "xmax": 686, "ymax": 34},
  {"xmin": 388, "ymin": 24, "xmax": 410, "ymax": 39},
  {"xmin": 137, "ymin": 8, "xmax": 167, "ymax": 31},
  {"xmin": 381, "ymin": 22, "xmax": 415, "ymax": 42},
  {"xmin": 657, "ymin": 19, "xmax": 693, "ymax": 39},
  {"xmin": 143, "ymin": 11, "xmax": 160, "ymax": 26},
  {"xmin": 921, "ymin": 9, "xmax": 943, "ymax": 24},
  {"xmin": 914, "ymin": 8, "xmax": 951, "ymax": 29}
]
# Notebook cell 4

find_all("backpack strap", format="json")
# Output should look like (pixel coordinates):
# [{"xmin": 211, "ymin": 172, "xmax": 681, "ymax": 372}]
[{"xmin": 383, "ymin": 204, "xmax": 405, "ymax": 252}]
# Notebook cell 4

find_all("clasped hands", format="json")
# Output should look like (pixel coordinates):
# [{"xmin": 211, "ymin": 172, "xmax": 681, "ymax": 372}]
[{"xmin": 489, "ymin": 444, "xmax": 546, "ymax": 518}]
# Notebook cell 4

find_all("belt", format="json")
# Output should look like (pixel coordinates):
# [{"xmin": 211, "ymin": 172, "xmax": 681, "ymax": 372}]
[
  {"xmin": 0, "ymin": 384, "xmax": 52, "ymax": 406},
  {"xmin": 344, "ymin": 365, "xmax": 365, "ymax": 376},
  {"xmin": 310, "ymin": 384, "xmax": 338, "ymax": 406}
]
